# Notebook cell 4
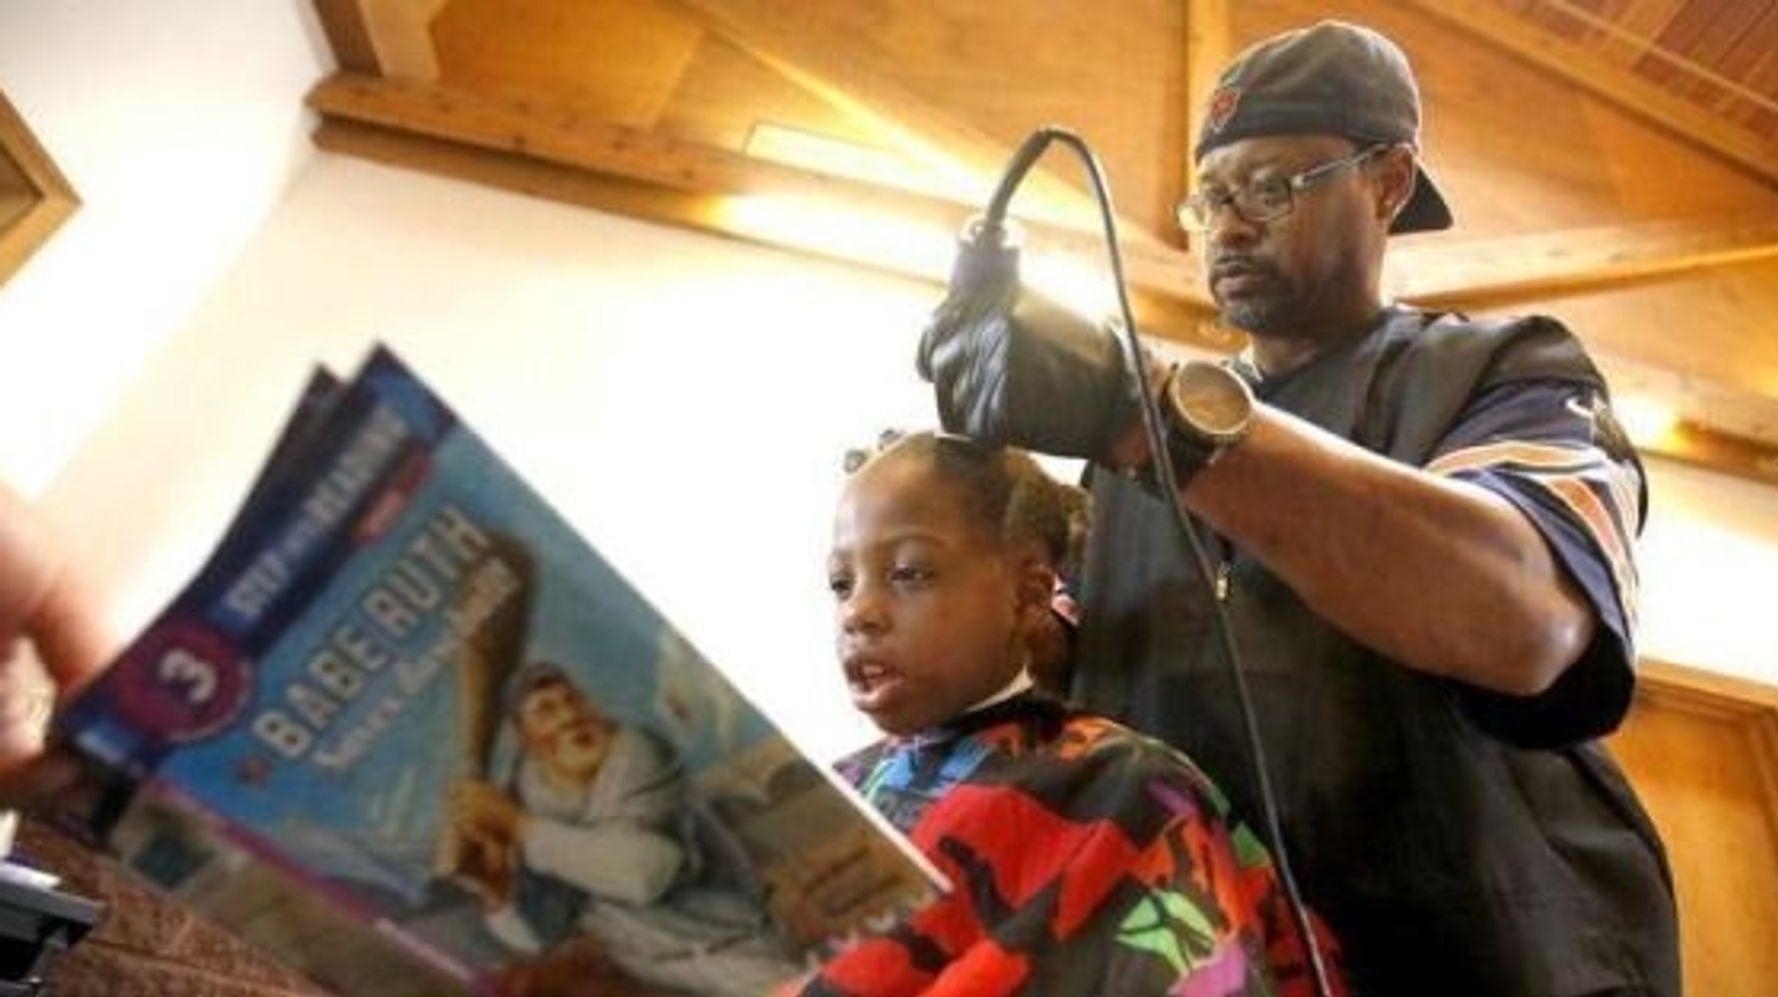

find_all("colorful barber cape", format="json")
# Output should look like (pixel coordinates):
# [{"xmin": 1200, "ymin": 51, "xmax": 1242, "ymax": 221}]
[
  {"xmin": 1074, "ymin": 307, "xmax": 1679, "ymax": 997},
  {"xmin": 795, "ymin": 692, "xmax": 1341, "ymax": 997}
]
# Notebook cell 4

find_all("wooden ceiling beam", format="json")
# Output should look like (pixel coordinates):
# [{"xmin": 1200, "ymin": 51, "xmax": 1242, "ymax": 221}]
[
  {"xmin": 1541, "ymin": 344, "xmax": 1778, "ymax": 488},
  {"xmin": 311, "ymin": 73, "xmax": 906, "ymax": 207},
  {"xmin": 312, "ymin": 0, "xmax": 447, "ymax": 79},
  {"xmin": 308, "ymin": 74, "xmax": 1224, "ymax": 336},
  {"xmin": 311, "ymin": 0, "xmax": 383, "ymax": 74},
  {"xmin": 1644, "ymin": 420, "xmax": 1778, "ymax": 488},
  {"xmin": 663, "ymin": 0, "xmax": 1175, "ymax": 257},
  {"xmin": 1182, "ymin": 0, "xmax": 1229, "ymax": 188},
  {"xmin": 355, "ymin": 0, "xmax": 447, "ymax": 82},
  {"xmin": 1401, "ymin": 0, "xmax": 1778, "ymax": 184},
  {"xmin": 1178, "ymin": 0, "xmax": 1229, "ymax": 256},
  {"xmin": 1391, "ymin": 213, "xmax": 1778, "ymax": 308},
  {"xmin": 0, "ymin": 91, "xmax": 79, "ymax": 287}
]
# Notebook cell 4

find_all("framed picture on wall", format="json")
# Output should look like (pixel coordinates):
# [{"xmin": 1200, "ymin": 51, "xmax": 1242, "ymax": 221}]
[{"xmin": 0, "ymin": 89, "xmax": 78, "ymax": 286}]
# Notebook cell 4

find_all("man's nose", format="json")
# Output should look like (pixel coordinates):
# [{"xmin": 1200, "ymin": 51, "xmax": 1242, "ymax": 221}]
[{"xmin": 1207, "ymin": 203, "xmax": 1263, "ymax": 251}]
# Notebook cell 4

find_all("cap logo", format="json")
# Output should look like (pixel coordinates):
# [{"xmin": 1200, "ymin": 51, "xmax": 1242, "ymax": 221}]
[{"xmin": 1205, "ymin": 86, "xmax": 1242, "ymax": 134}]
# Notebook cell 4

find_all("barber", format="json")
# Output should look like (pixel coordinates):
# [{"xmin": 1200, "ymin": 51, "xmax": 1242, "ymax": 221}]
[{"xmin": 920, "ymin": 20, "xmax": 1679, "ymax": 997}]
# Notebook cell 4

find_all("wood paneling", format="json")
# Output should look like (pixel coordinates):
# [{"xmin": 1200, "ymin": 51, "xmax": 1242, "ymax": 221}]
[
  {"xmin": 1390, "ymin": 212, "xmax": 1778, "ymax": 306},
  {"xmin": 1181, "ymin": 0, "xmax": 1230, "ymax": 251},
  {"xmin": 356, "ymin": 0, "xmax": 447, "ymax": 82},
  {"xmin": 0, "ymin": 147, "xmax": 32, "ymax": 231},
  {"xmin": 311, "ymin": 0, "xmax": 383, "ymax": 75},
  {"xmin": 306, "ymin": 73, "xmax": 1204, "ymax": 290},
  {"xmin": 432, "ymin": 0, "xmax": 704, "ymax": 129},
  {"xmin": 1403, "ymin": 0, "xmax": 1778, "ymax": 184},
  {"xmin": 1611, "ymin": 661, "xmax": 1778, "ymax": 995},
  {"xmin": 0, "ymin": 90, "xmax": 78, "ymax": 287},
  {"xmin": 1511, "ymin": 255, "xmax": 1778, "ymax": 442},
  {"xmin": 684, "ymin": 0, "xmax": 1191, "ymax": 236},
  {"xmin": 651, "ymin": 32, "xmax": 874, "ymax": 154}
]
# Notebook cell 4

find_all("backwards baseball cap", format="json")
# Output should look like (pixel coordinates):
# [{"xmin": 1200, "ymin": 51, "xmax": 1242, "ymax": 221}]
[{"xmin": 1194, "ymin": 20, "xmax": 1453, "ymax": 234}]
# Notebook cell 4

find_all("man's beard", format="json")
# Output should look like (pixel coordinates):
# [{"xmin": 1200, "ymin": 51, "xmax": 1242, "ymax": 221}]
[
  {"xmin": 1215, "ymin": 276, "xmax": 1302, "ymax": 335},
  {"xmin": 1209, "ymin": 254, "xmax": 1304, "ymax": 335}
]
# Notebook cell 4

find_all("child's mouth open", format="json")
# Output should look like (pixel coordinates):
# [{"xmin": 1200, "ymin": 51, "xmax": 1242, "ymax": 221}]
[{"xmin": 846, "ymin": 656, "xmax": 905, "ymax": 715}]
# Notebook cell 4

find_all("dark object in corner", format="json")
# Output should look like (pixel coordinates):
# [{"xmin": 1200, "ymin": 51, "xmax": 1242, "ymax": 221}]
[{"xmin": 0, "ymin": 876, "xmax": 100, "ymax": 995}]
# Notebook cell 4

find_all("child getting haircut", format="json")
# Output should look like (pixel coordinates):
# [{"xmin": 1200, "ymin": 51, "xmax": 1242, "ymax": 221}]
[{"xmin": 799, "ymin": 431, "xmax": 1342, "ymax": 996}]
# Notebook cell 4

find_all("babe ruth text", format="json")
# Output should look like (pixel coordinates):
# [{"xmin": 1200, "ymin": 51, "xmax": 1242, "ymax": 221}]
[{"xmin": 250, "ymin": 503, "xmax": 521, "ymax": 770}]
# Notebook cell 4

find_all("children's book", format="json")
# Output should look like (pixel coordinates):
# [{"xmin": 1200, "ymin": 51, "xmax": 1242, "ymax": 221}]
[{"xmin": 54, "ymin": 347, "xmax": 939, "ymax": 996}]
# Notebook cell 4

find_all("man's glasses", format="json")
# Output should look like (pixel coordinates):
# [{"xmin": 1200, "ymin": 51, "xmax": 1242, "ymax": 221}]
[{"xmin": 1176, "ymin": 144, "xmax": 1389, "ymax": 232}]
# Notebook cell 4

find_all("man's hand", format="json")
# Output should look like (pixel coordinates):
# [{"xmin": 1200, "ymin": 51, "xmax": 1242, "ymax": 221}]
[
  {"xmin": 916, "ymin": 263, "xmax": 1139, "ymax": 459},
  {"xmin": 450, "ymin": 824, "xmax": 517, "ymax": 908},
  {"xmin": 0, "ymin": 482, "xmax": 112, "ymax": 813},
  {"xmin": 445, "ymin": 778, "xmax": 526, "ymax": 906},
  {"xmin": 451, "ymin": 779, "xmax": 525, "ymax": 845}
]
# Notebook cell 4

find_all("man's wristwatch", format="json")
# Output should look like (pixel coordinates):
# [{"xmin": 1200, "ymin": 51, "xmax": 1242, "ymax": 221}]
[{"xmin": 1157, "ymin": 360, "xmax": 1255, "ymax": 489}]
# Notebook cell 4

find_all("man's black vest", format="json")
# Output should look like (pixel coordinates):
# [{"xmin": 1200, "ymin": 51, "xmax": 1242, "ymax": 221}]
[{"xmin": 1076, "ymin": 308, "xmax": 1679, "ymax": 997}]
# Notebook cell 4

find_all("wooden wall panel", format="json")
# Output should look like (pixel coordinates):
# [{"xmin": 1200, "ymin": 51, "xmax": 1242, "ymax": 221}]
[
  {"xmin": 666, "ymin": 0, "xmax": 1191, "ymax": 235},
  {"xmin": 431, "ymin": 0, "xmax": 706, "ymax": 130},
  {"xmin": 653, "ymin": 34, "xmax": 875, "ymax": 153},
  {"xmin": 0, "ymin": 90, "xmax": 78, "ymax": 287},
  {"xmin": 1498, "ymin": 255, "xmax": 1778, "ymax": 442},
  {"xmin": 1610, "ymin": 663, "xmax": 1778, "ymax": 996},
  {"xmin": 1580, "ymin": 94, "xmax": 1778, "ymax": 219},
  {"xmin": 0, "ymin": 149, "xmax": 31, "ymax": 230}
]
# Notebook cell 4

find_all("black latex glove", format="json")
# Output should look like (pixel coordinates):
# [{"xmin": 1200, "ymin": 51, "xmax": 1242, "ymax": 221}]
[{"xmin": 915, "ymin": 236, "xmax": 1137, "ymax": 460}]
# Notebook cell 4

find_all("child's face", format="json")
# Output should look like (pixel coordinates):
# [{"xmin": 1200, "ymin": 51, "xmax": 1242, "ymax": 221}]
[{"xmin": 828, "ymin": 457, "xmax": 1045, "ymax": 736}]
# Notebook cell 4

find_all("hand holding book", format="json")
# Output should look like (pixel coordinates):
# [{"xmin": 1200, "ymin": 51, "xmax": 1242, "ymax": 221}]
[
  {"xmin": 39, "ymin": 347, "xmax": 939, "ymax": 997},
  {"xmin": 0, "ymin": 480, "xmax": 111, "ymax": 820}
]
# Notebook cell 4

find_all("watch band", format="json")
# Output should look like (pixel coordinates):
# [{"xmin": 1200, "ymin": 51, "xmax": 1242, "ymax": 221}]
[
  {"xmin": 1138, "ymin": 360, "xmax": 1253, "ymax": 495},
  {"xmin": 1163, "ymin": 413, "xmax": 1219, "ymax": 490},
  {"xmin": 1120, "ymin": 364, "xmax": 1210, "ymax": 497}
]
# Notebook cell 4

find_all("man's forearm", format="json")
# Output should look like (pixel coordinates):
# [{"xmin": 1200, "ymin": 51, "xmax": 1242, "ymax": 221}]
[{"xmin": 1180, "ymin": 405, "xmax": 1595, "ymax": 694}]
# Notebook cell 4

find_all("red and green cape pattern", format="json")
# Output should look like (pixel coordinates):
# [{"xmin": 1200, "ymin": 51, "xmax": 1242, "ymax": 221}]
[{"xmin": 797, "ymin": 694, "xmax": 1344, "ymax": 996}]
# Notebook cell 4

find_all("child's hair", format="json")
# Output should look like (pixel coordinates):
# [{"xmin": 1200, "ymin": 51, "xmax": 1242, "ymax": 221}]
[
  {"xmin": 850, "ymin": 430, "xmax": 1072, "ymax": 561},
  {"xmin": 1053, "ymin": 480, "xmax": 1092, "ymax": 588}
]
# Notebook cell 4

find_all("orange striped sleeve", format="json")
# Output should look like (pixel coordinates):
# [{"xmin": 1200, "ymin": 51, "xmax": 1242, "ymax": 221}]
[{"xmin": 1425, "ymin": 440, "xmax": 1642, "ymax": 625}]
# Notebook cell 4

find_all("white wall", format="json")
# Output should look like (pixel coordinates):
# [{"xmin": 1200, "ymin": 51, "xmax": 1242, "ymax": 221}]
[
  {"xmin": 1639, "ymin": 458, "xmax": 1778, "ymax": 685},
  {"xmin": 43, "ymin": 154, "xmax": 944, "ymax": 762},
  {"xmin": 0, "ymin": 0, "xmax": 329, "ymax": 494}
]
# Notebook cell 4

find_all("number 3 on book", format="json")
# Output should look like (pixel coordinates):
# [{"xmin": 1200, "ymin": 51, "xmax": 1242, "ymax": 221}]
[{"xmin": 158, "ymin": 649, "xmax": 218, "ymax": 705}]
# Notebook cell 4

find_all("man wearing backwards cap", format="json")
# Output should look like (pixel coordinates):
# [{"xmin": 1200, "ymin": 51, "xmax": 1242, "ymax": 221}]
[{"xmin": 919, "ymin": 20, "xmax": 1679, "ymax": 997}]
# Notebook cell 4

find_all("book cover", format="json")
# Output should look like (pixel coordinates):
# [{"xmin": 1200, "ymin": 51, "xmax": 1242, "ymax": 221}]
[{"xmin": 56, "ymin": 347, "xmax": 937, "ymax": 996}]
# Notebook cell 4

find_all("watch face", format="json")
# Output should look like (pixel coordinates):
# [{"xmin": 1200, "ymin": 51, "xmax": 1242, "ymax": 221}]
[
  {"xmin": 1172, "ymin": 362, "xmax": 1252, "ymax": 438},
  {"xmin": 1182, "ymin": 391, "xmax": 1246, "ymax": 433}
]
